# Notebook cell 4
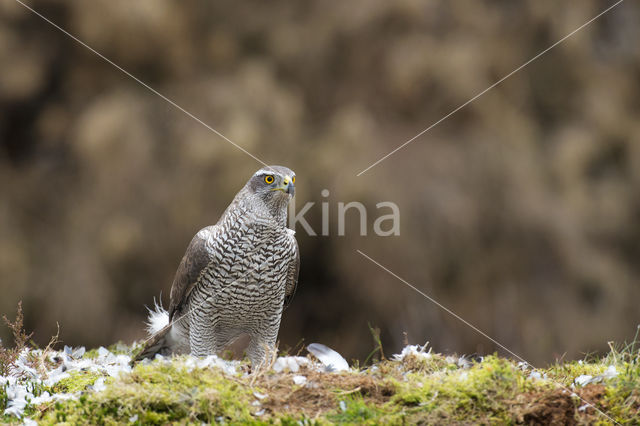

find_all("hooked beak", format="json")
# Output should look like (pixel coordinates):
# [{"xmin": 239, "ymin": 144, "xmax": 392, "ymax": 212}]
[
  {"xmin": 272, "ymin": 175, "xmax": 295, "ymax": 196},
  {"xmin": 283, "ymin": 176, "xmax": 295, "ymax": 196}
]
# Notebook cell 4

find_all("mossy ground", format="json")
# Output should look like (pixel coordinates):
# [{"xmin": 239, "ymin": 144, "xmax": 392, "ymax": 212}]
[{"xmin": 3, "ymin": 344, "xmax": 639, "ymax": 425}]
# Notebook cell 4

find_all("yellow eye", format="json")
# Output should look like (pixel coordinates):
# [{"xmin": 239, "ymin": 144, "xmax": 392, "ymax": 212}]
[
  {"xmin": 264, "ymin": 175, "xmax": 274, "ymax": 184},
  {"xmin": 291, "ymin": 176, "xmax": 295, "ymax": 184}
]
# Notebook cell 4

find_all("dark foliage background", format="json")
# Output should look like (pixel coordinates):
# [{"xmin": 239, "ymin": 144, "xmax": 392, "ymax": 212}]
[{"xmin": 1, "ymin": 0, "xmax": 639, "ymax": 365}]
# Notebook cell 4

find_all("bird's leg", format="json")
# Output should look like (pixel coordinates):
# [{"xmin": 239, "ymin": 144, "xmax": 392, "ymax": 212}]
[{"xmin": 246, "ymin": 334, "xmax": 277, "ymax": 372}]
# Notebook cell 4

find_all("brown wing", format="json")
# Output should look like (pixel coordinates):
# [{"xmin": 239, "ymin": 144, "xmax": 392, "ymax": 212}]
[
  {"xmin": 283, "ymin": 233, "xmax": 300, "ymax": 310},
  {"xmin": 168, "ymin": 226, "xmax": 217, "ymax": 321}
]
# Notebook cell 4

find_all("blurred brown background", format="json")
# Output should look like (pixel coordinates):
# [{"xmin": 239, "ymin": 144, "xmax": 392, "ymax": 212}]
[{"xmin": 1, "ymin": 0, "xmax": 639, "ymax": 365}]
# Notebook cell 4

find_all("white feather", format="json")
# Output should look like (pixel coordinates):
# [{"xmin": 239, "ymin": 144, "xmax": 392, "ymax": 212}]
[
  {"xmin": 145, "ymin": 299, "xmax": 169, "ymax": 336},
  {"xmin": 307, "ymin": 343, "xmax": 349, "ymax": 372}
]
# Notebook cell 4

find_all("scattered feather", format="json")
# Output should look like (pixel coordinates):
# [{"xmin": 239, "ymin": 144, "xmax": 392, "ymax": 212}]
[
  {"xmin": 92, "ymin": 378, "xmax": 106, "ymax": 392},
  {"xmin": 457, "ymin": 355, "xmax": 473, "ymax": 369},
  {"xmin": 578, "ymin": 403, "xmax": 592, "ymax": 412},
  {"xmin": 529, "ymin": 371, "xmax": 542, "ymax": 380},
  {"xmin": 145, "ymin": 299, "xmax": 170, "ymax": 335},
  {"xmin": 392, "ymin": 344, "xmax": 431, "ymax": 362},
  {"xmin": 574, "ymin": 366, "xmax": 618, "ymax": 387},
  {"xmin": 574, "ymin": 374, "xmax": 594, "ymax": 387},
  {"xmin": 272, "ymin": 356, "xmax": 310, "ymax": 373},
  {"xmin": 601, "ymin": 365, "xmax": 618, "ymax": 379},
  {"xmin": 292, "ymin": 375, "xmax": 307, "ymax": 385},
  {"xmin": 307, "ymin": 343, "xmax": 349, "ymax": 372}
]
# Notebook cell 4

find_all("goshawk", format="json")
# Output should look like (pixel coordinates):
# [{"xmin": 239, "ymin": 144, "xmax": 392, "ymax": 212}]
[{"xmin": 136, "ymin": 165, "xmax": 299, "ymax": 368}]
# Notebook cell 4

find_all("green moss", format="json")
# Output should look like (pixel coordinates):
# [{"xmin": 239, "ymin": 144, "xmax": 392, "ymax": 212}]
[
  {"xmin": 391, "ymin": 355, "xmax": 547, "ymax": 423},
  {"xmin": 1, "ymin": 414, "xmax": 20, "ymax": 425},
  {"xmin": 107, "ymin": 341, "xmax": 135, "ymax": 355},
  {"xmin": 82, "ymin": 342, "xmax": 132, "ymax": 360},
  {"xmin": 40, "ymin": 358, "xmax": 256, "ymax": 424},
  {"xmin": 51, "ymin": 371, "xmax": 105, "ymax": 393},
  {"xmin": 277, "ymin": 415, "xmax": 326, "ymax": 425},
  {"xmin": 601, "ymin": 361, "xmax": 640, "ymax": 423},
  {"xmin": 326, "ymin": 396, "xmax": 401, "ymax": 425},
  {"xmin": 1, "ymin": 382, "xmax": 7, "ymax": 410},
  {"xmin": 11, "ymin": 341, "xmax": 639, "ymax": 424},
  {"xmin": 81, "ymin": 349, "xmax": 100, "ymax": 359},
  {"xmin": 545, "ymin": 360, "xmax": 610, "ymax": 386}
]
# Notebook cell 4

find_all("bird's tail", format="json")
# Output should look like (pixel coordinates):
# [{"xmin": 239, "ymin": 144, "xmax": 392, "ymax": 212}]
[{"xmin": 133, "ymin": 301, "xmax": 176, "ymax": 362}]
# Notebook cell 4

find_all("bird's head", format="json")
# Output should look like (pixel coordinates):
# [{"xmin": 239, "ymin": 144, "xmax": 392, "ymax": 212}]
[{"xmin": 247, "ymin": 165, "xmax": 296, "ymax": 204}]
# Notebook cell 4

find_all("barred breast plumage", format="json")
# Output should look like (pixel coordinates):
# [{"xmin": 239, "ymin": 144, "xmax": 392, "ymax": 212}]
[{"xmin": 136, "ymin": 165, "xmax": 299, "ymax": 368}]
